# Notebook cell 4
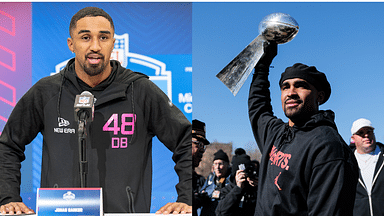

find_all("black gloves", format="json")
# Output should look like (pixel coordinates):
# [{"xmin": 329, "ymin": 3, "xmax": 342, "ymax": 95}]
[{"xmin": 255, "ymin": 41, "xmax": 277, "ymax": 69}]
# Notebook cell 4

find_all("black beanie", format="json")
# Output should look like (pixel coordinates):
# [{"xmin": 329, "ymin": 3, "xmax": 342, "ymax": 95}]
[
  {"xmin": 213, "ymin": 149, "xmax": 229, "ymax": 163},
  {"xmin": 279, "ymin": 63, "xmax": 331, "ymax": 105},
  {"xmin": 231, "ymin": 152, "xmax": 252, "ymax": 181}
]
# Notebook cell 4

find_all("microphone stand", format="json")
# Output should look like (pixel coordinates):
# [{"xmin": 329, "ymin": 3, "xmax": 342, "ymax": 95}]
[{"xmin": 78, "ymin": 112, "xmax": 88, "ymax": 188}]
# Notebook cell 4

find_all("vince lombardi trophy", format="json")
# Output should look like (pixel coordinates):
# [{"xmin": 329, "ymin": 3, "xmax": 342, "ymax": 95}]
[{"xmin": 216, "ymin": 13, "xmax": 299, "ymax": 96}]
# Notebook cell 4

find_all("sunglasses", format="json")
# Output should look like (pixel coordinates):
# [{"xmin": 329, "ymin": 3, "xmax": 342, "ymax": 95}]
[
  {"xmin": 354, "ymin": 129, "xmax": 374, "ymax": 137},
  {"xmin": 192, "ymin": 140, "xmax": 206, "ymax": 150}
]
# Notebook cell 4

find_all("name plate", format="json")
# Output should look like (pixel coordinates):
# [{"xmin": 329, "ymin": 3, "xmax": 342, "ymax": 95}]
[{"xmin": 36, "ymin": 188, "xmax": 103, "ymax": 216}]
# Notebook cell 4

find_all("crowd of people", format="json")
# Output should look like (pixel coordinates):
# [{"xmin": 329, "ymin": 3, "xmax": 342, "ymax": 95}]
[
  {"xmin": 193, "ymin": 120, "xmax": 260, "ymax": 216},
  {"xmin": 193, "ymin": 42, "xmax": 384, "ymax": 216}
]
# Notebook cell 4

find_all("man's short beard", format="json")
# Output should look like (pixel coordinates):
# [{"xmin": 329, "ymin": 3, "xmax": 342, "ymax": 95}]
[
  {"xmin": 284, "ymin": 107, "xmax": 302, "ymax": 120},
  {"xmin": 284, "ymin": 106, "xmax": 315, "ymax": 125},
  {"xmin": 83, "ymin": 63, "xmax": 106, "ymax": 76},
  {"xmin": 81, "ymin": 53, "xmax": 108, "ymax": 77}
]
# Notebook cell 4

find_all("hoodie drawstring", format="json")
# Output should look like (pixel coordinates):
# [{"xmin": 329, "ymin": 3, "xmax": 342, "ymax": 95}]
[
  {"xmin": 126, "ymin": 186, "xmax": 135, "ymax": 213},
  {"xmin": 277, "ymin": 125, "xmax": 294, "ymax": 150},
  {"xmin": 129, "ymin": 82, "xmax": 136, "ymax": 145},
  {"xmin": 57, "ymin": 73, "xmax": 65, "ymax": 120}
]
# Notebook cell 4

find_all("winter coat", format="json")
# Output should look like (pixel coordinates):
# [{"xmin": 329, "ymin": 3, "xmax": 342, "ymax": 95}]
[
  {"xmin": 215, "ymin": 181, "xmax": 257, "ymax": 216},
  {"xmin": 351, "ymin": 142, "xmax": 384, "ymax": 216}
]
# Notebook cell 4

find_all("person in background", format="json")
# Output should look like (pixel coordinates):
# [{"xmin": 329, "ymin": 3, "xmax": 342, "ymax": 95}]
[
  {"xmin": 192, "ymin": 119, "xmax": 210, "ymax": 216},
  {"xmin": 350, "ymin": 118, "xmax": 384, "ymax": 216},
  {"xmin": 199, "ymin": 149, "xmax": 231, "ymax": 216},
  {"xmin": 216, "ymin": 149, "xmax": 258, "ymax": 216}
]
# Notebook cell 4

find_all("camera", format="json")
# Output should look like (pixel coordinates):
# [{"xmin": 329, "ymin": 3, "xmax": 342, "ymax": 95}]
[{"xmin": 244, "ymin": 164, "xmax": 258, "ymax": 179}]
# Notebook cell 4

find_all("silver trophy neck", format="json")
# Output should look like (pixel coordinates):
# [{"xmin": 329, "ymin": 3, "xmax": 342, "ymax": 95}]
[
  {"xmin": 216, "ymin": 12, "xmax": 299, "ymax": 96},
  {"xmin": 258, "ymin": 12, "xmax": 299, "ymax": 44}
]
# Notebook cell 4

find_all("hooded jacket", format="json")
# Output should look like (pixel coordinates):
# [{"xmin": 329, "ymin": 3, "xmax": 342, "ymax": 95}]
[
  {"xmin": 215, "ymin": 153, "xmax": 258, "ymax": 216},
  {"xmin": 215, "ymin": 179, "xmax": 257, "ymax": 216},
  {"xmin": 248, "ymin": 65, "xmax": 358, "ymax": 216},
  {"xmin": 350, "ymin": 142, "xmax": 384, "ymax": 216},
  {"xmin": 0, "ymin": 59, "xmax": 192, "ymax": 213}
]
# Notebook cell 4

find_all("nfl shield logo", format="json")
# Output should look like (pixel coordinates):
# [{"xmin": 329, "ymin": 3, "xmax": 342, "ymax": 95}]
[
  {"xmin": 111, "ymin": 33, "xmax": 129, "ymax": 68},
  {"xmin": 79, "ymin": 96, "xmax": 89, "ymax": 104}
]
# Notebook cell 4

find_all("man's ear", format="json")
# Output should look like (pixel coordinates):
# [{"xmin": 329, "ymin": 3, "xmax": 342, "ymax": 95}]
[
  {"xmin": 317, "ymin": 91, "xmax": 325, "ymax": 105},
  {"xmin": 67, "ymin": 37, "xmax": 74, "ymax": 52},
  {"xmin": 109, "ymin": 38, "xmax": 116, "ymax": 54}
]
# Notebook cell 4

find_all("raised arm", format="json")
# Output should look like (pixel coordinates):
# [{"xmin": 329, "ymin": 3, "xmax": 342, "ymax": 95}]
[{"xmin": 248, "ymin": 42, "xmax": 277, "ymax": 151}]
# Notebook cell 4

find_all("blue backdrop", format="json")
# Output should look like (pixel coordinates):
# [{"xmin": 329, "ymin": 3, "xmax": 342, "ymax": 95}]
[{"xmin": 0, "ymin": 2, "xmax": 191, "ymax": 213}]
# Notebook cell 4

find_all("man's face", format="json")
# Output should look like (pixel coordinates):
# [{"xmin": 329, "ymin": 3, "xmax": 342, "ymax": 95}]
[
  {"xmin": 67, "ymin": 16, "xmax": 115, "ymax": 77},
  {"xmin": 213, "ymin": 159, "xmax": 228, "ymax": 178},
  {"xmin": 280, "ymin": 78, "xmax": 322, "ymax": 124},
  {"xmin": 192, "ymin": 138, "xmax": 205, "ymax": 168},
  {"xmin": 352, "ymin": 127, "xmax": 376, "ymax": 154}
]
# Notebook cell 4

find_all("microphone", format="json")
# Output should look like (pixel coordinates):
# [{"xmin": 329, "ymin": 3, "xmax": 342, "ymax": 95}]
[
  {"xmin": 74, "ymin": 91, "xmax": 94, "ymax": 188},
  {"xmin": 74, "ymin": 91, "xmax": 94, "ymax": 123}
]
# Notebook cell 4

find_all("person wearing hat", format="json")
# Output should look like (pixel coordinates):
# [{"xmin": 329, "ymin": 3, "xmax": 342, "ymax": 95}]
[
  {"xmin": 192, "ymin": 119, "xmax": 210, "ymax": 169},
  {"xmin": 216, "ymin": 149, "xmax": 258, "ymax": 216},
  {"xmin": 199, "ymin": 149, "xmax": 231, "ymax": 216},
  {"xmin": 192, "ymin": 119, "xmax": 210, "ymax": 216},
  {"xmin": 350, "ymin": 118, "xmax": 384, "ymax": 216},
  {"xmin": 248, "ymin": 42, "xmax": 358, "ymax": 216}
]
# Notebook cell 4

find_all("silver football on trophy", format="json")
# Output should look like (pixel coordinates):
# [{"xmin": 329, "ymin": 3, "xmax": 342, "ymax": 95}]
[{"xmin": 259, "ymin": 12, "xmax": 299, "ymax": 44}]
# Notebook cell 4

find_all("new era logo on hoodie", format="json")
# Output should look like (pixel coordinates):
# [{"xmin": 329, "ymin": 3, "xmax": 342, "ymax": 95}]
[
  {"xmin": 58, "ymin": 117, "xmax": 70, "ymax": 127},
  {"xmin": 54, "ymin": 117, "xmax": 75, "ymax": 134}
]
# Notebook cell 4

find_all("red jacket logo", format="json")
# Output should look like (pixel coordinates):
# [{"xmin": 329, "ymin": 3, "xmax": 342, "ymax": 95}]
[
  {"xmin": 269, "ymin": 146, "xmax": 292, "ymax": 190},
  {"xmin": 269, "ymin": 146, "xmax": 291, "ymax": 171}
]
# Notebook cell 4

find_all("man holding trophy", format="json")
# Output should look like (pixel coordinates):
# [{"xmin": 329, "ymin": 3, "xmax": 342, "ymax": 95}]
[{"xmin": 218, "ymin": 13, "xmax": 359, "ymax": 216}]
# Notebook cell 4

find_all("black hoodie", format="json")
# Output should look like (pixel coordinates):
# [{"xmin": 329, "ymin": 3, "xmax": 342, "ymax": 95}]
[
  {"xmin": 248, "ymin": 65, "xmax": 358, "ymax": 216},
  {"xmin": 0, "ymin": 59, "xmax": 192, "ymax": 213}
]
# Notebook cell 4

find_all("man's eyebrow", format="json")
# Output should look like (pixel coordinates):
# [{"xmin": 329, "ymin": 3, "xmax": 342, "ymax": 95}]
[
  {"xmin": 281, "ymin": 82, "xmax": 290, "ymax": 88},
  {"xmin": 78, "ymin": 30, "xmax": 90, "ymax": 34},
  {"xmin": 77, "ymin": 30, "xmax": 111, "ymax": 34},
  {"xmin": 99, "ymin": 30, "xmax": 111, "ymax": 34},
  {"xmin": 295, "ymin": 80, "xmax": 308, "ymax": 84},
  {"xmin": 294, "ymin": 80, "xmax": 310, "ymax": 86}
]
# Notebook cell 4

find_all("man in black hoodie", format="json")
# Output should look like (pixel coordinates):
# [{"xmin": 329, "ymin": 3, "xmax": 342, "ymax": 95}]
[
  {"xmin": 0, "ymin": 7, "xmax": 191, "ymax": 215},
  {"xmin": 248, "ymin": 42, "xmax": 359, "ymax": 215}
]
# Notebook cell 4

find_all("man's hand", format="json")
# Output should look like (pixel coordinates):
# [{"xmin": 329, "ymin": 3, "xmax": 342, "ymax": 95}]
[
  {"xmin": 155, "ymin": 202, "xmax": 192, "ymax": 215},
  {"xmin": 235, "ymin": 169, "xmax": 247, "ymax": 189},
  {"xmin": 0, "ymin": 202, "xmax": 35, "ymax": 215},
  {"xmin": 255, "ymin": 41, "xmax": 278, "ymax": 69}
]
